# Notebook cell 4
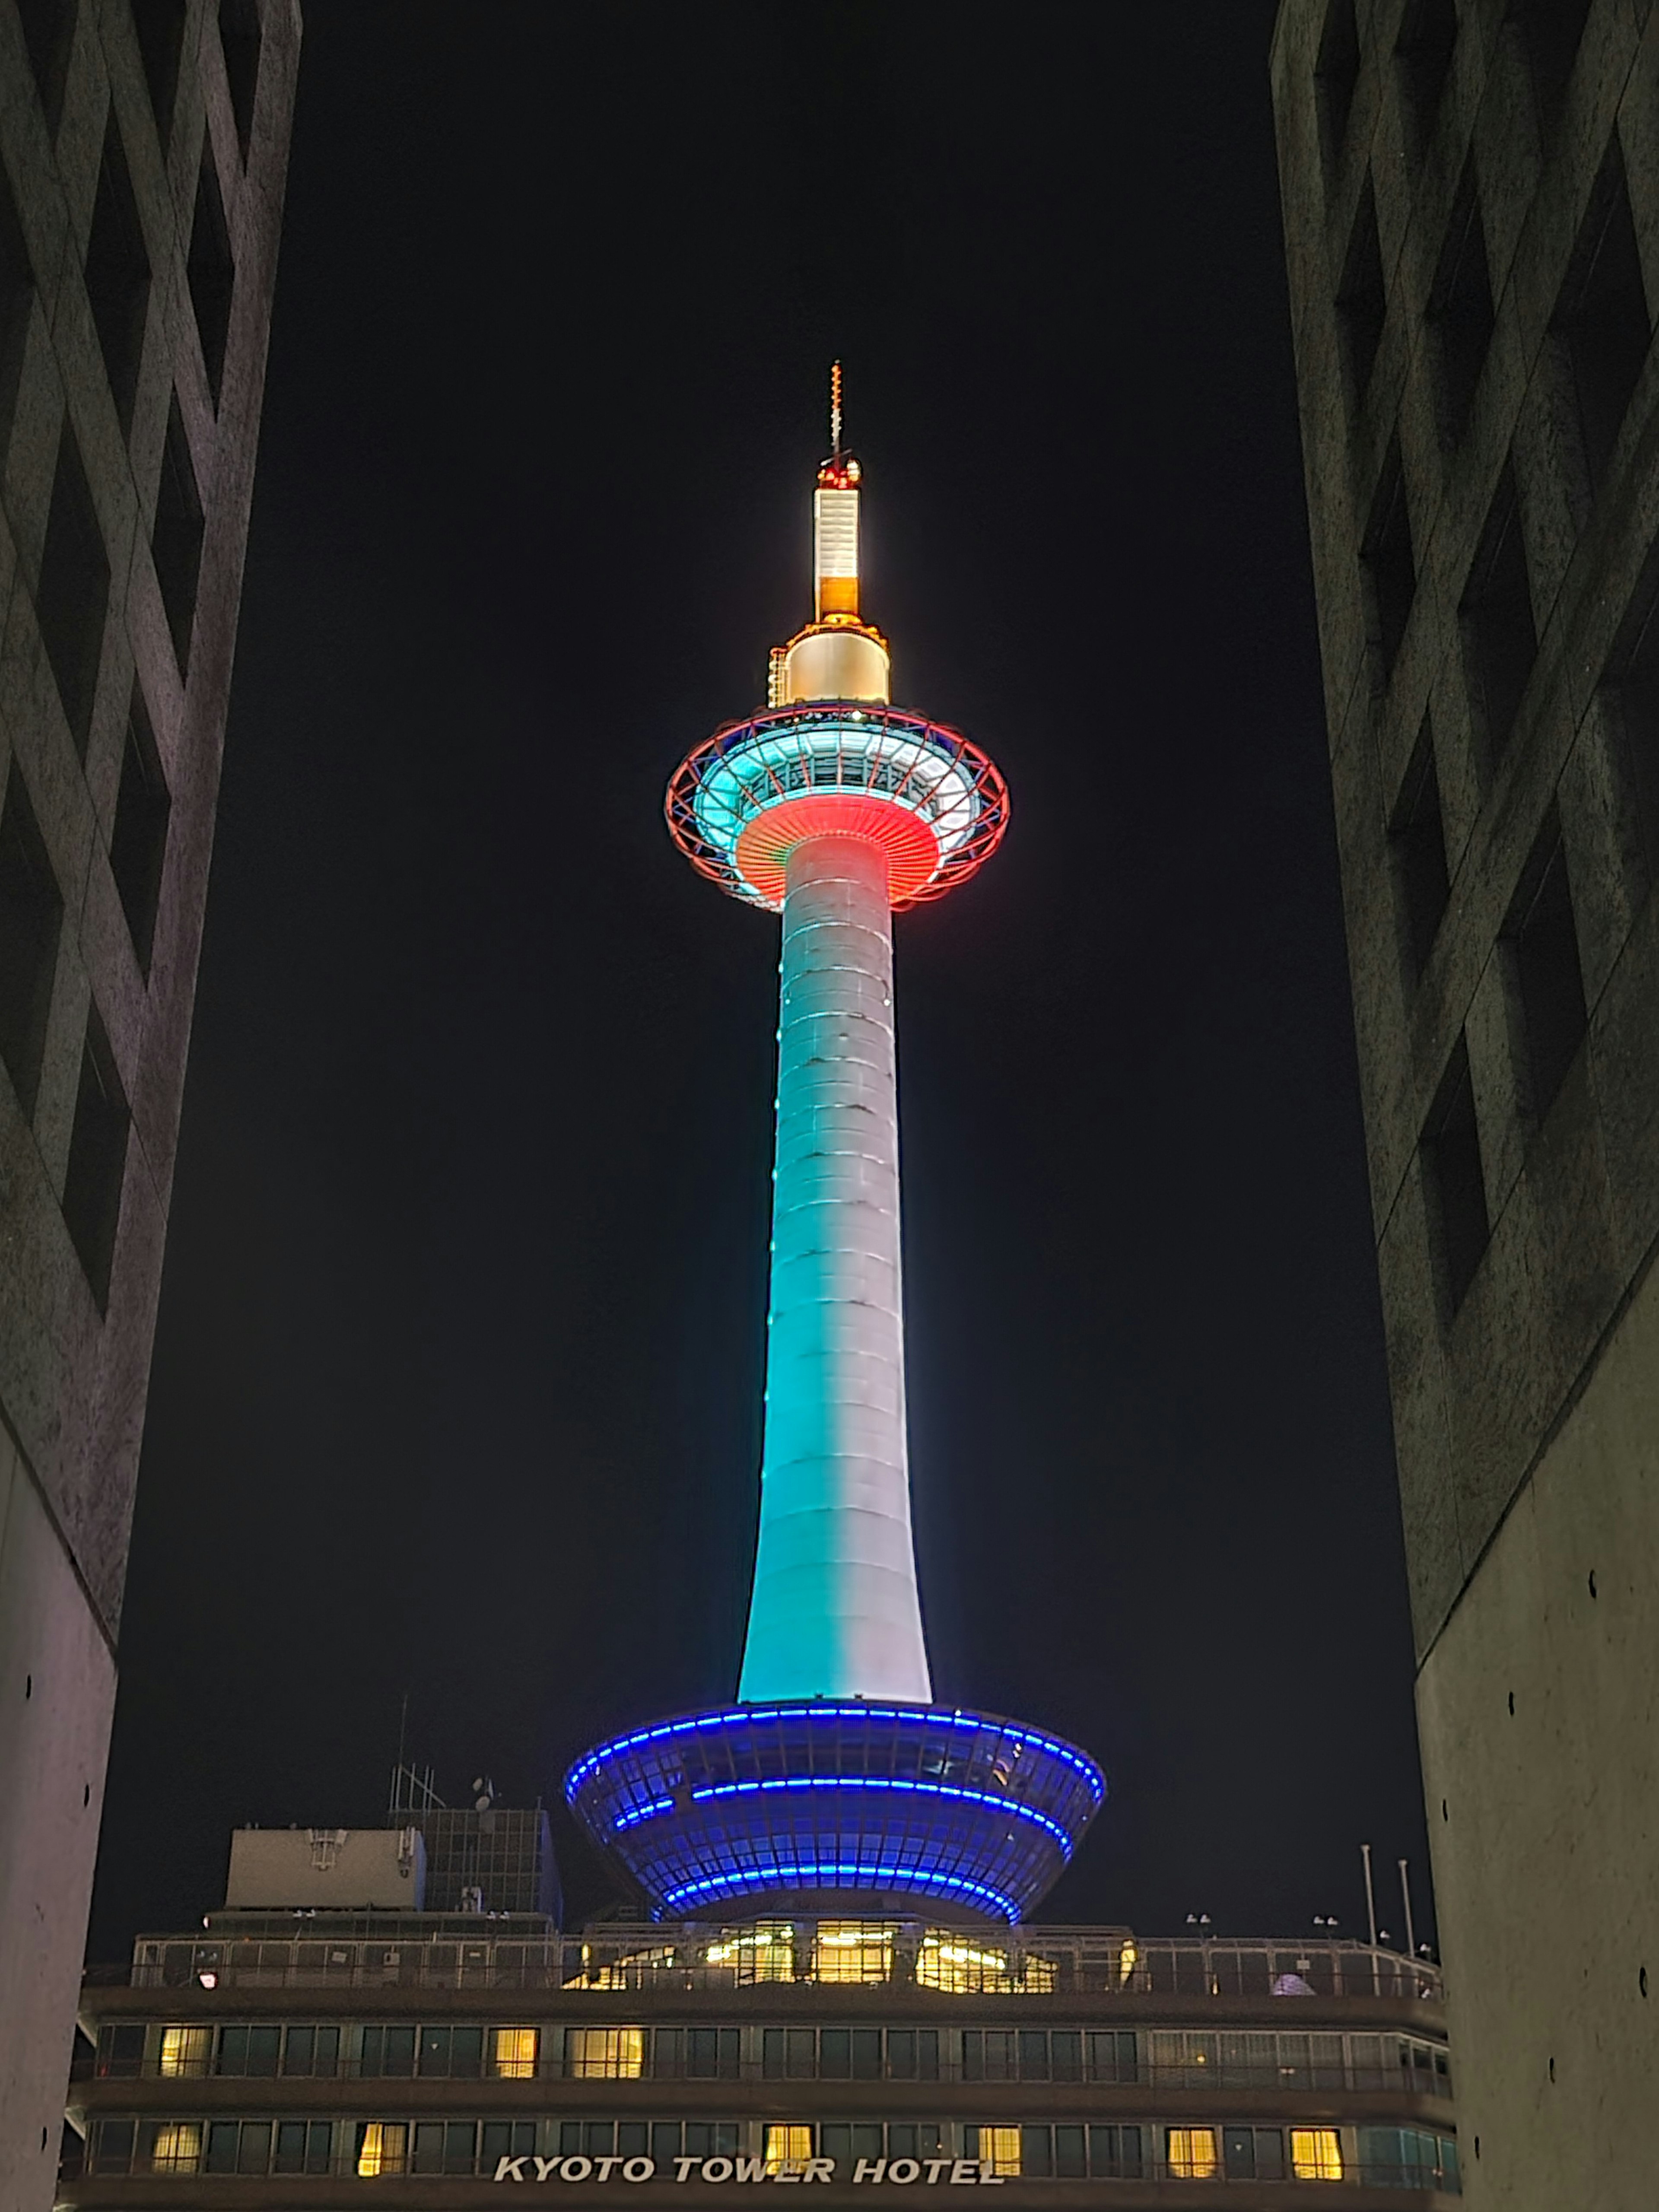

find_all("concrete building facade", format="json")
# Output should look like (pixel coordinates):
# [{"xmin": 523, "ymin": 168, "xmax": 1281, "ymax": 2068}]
[
  {"xmin": 0, "ymin": 1, "xmax": 298, "ymax": 2199},
  {"xmin": 1270, "ymin": 3, "xmax": 1659, "ymax": 2205}
]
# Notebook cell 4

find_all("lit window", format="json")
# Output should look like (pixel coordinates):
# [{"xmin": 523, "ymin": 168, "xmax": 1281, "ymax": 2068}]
[
  {"xmin": 493, "ymin": 2027, "xmax": 539, "ymax": 2079},
  {"xmin": 566, "ymin": 2028, "xmax": 645, "ymax": 2079},
  {"xmin": 357, "ymin": 2123, "xmax": 408, "ymax": 2177},
  {"xmin": 980, "ymin": 2129, "xmax": 1022, "ymax": 2177},
  {"xmin": 704, "ymin": 1923, "xmax": 795, "ymax": 1984},
  {"xmin": 1118, "ymin": 1940, "xmax": 1138, "ymax": 1984},
  {"xmin": 813, "ymin": 1923, "xmax": 893, "ymax": 1984},
  {"xmin": 157, "ymin": 2025, "xmax": 212, "ymax": 2076},
  {"xmin": 1290, "ymin": 2129, "xmax": 1344, "ymax": 2180},
  {"xmin": 150, "ymin": 2122, "xmax": 202, "ymax": 2173},
  {"xmin": 917, "ymin": 1936, "xmax": 1014, "ymax": 1993},
  {"xmin": 1167, "ymin": 2128, "xmax": 1218, "ymax": 2179},
  {"xmin": 765, "ymin": 2125, "xmax": 814, "ymax": 2176}
]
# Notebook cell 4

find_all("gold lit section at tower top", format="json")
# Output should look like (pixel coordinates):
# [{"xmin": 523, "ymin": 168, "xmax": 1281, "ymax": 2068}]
[{"xmin": 769, "ymin": 364, "xmax": 891, "ymax": 708}]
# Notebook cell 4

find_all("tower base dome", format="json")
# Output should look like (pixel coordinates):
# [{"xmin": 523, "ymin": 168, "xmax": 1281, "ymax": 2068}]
[{"xmin": 566, "ymin": 1702, "xmax": 1105, "ymax": 1925}]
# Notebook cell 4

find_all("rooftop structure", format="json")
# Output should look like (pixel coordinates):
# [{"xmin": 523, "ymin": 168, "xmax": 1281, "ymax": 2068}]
[
  {"xmin": 568, "ymin": 377, "xmax": 1100, "ymax": 1924},
  {"xmin": 64, "ymin": 1856, "xmax": 1461, "ymax": 2202},
  {"xmin": 1271, "ymin": 5, "xmax": 1659, "ymax": 2206}
]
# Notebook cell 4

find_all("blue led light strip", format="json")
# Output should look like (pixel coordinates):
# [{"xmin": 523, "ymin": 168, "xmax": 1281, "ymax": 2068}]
[
  {"xmin": 566, "ymin": 1707, "xmax": 1104, "ymax": 1804},
  {"xmin": 611, "ymin": 1797, "xmax": 677, "ymax": 1833},
  {"xmin": 658, "ymin": 1863, "xmax": 1021, "ymax": 1921},
  {"xmin": 686, "ymin": 1775, "xmax": 1074, "ymax": 1856}
]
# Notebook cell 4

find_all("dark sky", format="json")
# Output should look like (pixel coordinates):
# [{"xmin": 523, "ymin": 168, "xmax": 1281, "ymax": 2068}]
[{"xmin": 88, "ymin": 3, "xmax": 1434, "ymax": 1959}]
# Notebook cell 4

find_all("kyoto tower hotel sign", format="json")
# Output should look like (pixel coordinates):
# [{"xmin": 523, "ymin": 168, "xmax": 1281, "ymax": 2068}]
[{"xmin": 568, "ymin": 375, "xmax": 1103, "ymax": 1922}]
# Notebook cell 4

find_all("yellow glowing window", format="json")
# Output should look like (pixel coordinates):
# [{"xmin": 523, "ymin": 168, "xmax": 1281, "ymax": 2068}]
[
  {"xmin": 149, "ymin": 2122, "xmax": 202, "ymax": 2173},
  {"xmin": 765, "ymin": 2125, "xmax": 814, "ymax": 2175},
  {"xmin": 157, "ymin": 2025, "xmax": 212, "ymax": 2076},
  {"xmin": 566, "ymin": 2027, "xmax": 645, "ymax": 2079},
  {"xmin": 813, "ymin": 1923, "xmax": 893, "ymax": 1984},
  {"xmin": 493, "ymin": 2026, "xmax": 539, "ymax": 2079},
  {"xmin": 1166, "ymin": 2128, "xmax": 1217, "ymax": 2179},
  {"xmin": 917, "ymin": 1937, "xmax": 1013, "ymax": 1994},
  {"xmin": 704, "ymin": 1922, "xmax": 796, "ymax": 1984},
  {"xmin": 1290, "ymin": 2129, "xmax": 1344, "ymax": 2180},
  {"xmin": 980, "ymin": 2128, "xmax": 1022, "ymax": 2177},
  {"xmin": 358, "ymin": 2123, "xmax": 408, "ymax": 2177}
]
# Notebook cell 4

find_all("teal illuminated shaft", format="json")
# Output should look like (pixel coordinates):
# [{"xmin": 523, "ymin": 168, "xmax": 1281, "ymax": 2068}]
[{"xmin": 738, "ymin": 834, "xmax": 933, "ymax": 1702}]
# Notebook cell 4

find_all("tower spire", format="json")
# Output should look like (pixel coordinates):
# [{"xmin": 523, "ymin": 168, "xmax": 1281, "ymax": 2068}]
[{"xmin": 830, "ymin": 359, "xmax": 842, "ymax": 458}]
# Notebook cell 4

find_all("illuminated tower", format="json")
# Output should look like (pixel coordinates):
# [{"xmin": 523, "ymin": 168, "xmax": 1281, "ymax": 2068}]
[{"xmin": 567, "ymin": 374, "xmax": 1103, "ymax": 1922}]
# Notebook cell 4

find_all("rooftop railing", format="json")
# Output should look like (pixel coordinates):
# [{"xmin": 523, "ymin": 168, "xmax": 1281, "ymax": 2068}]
[{"xmin": 100, "ymin": 1927, "xmax": 1443, "ymax": 2005}]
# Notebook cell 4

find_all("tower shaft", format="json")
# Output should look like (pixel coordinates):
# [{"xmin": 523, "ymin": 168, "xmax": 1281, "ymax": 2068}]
[{"xmin": 739, "ymin": 834, "xmax": 932, "ymax": 1703}]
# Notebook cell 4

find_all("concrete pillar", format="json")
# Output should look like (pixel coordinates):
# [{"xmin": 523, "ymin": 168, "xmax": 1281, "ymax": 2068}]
[{"xmin": 739, "ymin": 834, "xmax": 932, "ymax": 1703}]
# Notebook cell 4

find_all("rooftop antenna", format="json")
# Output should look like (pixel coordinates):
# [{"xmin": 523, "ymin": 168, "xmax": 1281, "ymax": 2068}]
[
  {"xmin": 830, "ymin": 359, "xmax": 842, "ymax": 458},
  {"xmin": 1360, "ymin": 1841, "xmax": 1378, "ymax": 1947},
  {"xmin": 1398, "ymin": 1856, "xmax": 1418, "ymax": 1959}
]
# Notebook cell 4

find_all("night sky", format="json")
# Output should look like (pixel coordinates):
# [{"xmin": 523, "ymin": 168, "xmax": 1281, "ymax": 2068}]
[{"xmin": 87, "ymin": 4, "xmax": 1434, "ymax": 1959}]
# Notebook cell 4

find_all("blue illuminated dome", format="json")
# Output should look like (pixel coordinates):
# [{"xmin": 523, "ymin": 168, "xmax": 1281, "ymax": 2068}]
[{"xmin": 566, "ymin": 1703, "xmax": 1104, "ymax": 1925}]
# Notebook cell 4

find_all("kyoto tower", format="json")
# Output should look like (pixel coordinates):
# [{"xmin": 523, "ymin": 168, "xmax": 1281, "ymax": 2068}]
[{"xmin": 567, "ymin": 374, "xmax": 1103, "ymax": 1923}]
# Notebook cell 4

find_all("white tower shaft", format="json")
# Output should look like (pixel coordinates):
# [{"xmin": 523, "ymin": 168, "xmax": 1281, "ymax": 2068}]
[{"xmin": 738, "ymin": 834, "xmax": 933, "ymax": 1703}]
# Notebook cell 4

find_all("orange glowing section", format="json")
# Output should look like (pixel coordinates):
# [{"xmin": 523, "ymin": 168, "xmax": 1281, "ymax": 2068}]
[{"xmin": 734, "ymin": 795, "xmax": 942, "ymax": 909}]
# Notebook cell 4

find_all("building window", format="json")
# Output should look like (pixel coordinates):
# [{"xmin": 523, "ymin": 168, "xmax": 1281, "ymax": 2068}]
[
  {"xmin": 61, "ymin": 1005, "xmax": 129, "ymax": 1307},
  {"xmin": 973, "ymin": 2128, "xmax": 1020, "ymax": 2178},
  {"xmin": 356, "ymin": 2122, "xmax": 407, "ymax": 2177},
  {"xmin": 1395, "ymin": 0, "xmax": 1457, "ymax": 159},
  {"xmin": 885, "ymin": 2028, "xmax": 940, "ymax": 2079},
  {"xmin": 147, "ymin": 2120, "xmax": 202, "ymax": 2173},
  {"xmin": 1504, "ymin": 809, "xmax": 1586, "ymax": 1119},
  {"xmin": 216, "ymin": 2023, "xmax": 279, "ymax": 2076},
  {"xmin": 219, "ymin": 0, "xmax": 263, "ymax": 159},
  {"xmin": 0, "ymin": 765, "xmax": 64, "ymax": 1117},
  {"xmin": 1421, "ymin": 1034, "xmax": 1489, "ymax": 1316},
  {"xmin": 1314, "ymin": 0, "xmax": 1360, "ymax": 168},
  {"xmin": 36, "ymin": 420, "xmax": 111, "ymax": 753},
  {"xmin": 1389, "ymin": 717, "xmax": 1450, "ymax": 980},
  {"xmin": 188, "ymin": 151, "xmax": 235, "ymax": 409},
  {"xmin": 358, "ymin": 2024, "xmax": 415, "ymax": 2077},
  {"xmin": 1460, "ymin": 460, "xmax": 1536, "ymax": 763},
  {"xmin": 1290, "ymin": 2127, "xmax": 1345, "ymax": 2180},
  {"xmin": 157, "ymin": 2025, "xmax": 211, "ymax": 2076},
  {"xmin": 813, "ymin": 1921, "xmax": 893, "ymax": 1982},
  {"xmin": 1427, "ymin": 160, "xmax": 1494, "ymax": 448},
  {"xmin": 282, "ymin": 2024, "xmax": 340, "ymax": 2076},
  {"xmin": 1360, "ymin": 437, "xmax": 1415, "ymax": 682},
  {"xmin": 419, "ymin": 2024, "xmax": 483, "ymax": 2077},
  {"xmin": 819, "ymin": 2028, "xmax": 884, "ymax": 2080},
  {"xmin": 274, "ymin": 2121, "xmax": 332, "ymax": 2175},
  {"xmin": 1224, "ymin": 2126, "xmax": 1285, "ymax": 2180},
  {"xmin": 483, "ymin": 2121, "xmax": 539, "ymax": 2165},
  {"xmin": 566, "ymin": 2026, "xmax": 644, "ymax": 2079},
  {"xmin": 153, "ymin": 396, "xmax": 205, "ymax": 675},
  {"xmin": 1552, "ymin": 141, "xmax": 1651, "ymax": 490},
  {"xmin": 131, "ymin": 0, "xmax": 188, "ymax": 148},
  {"xmin": 414, "ymin": 2121, "xmax": 478, "ymax": 2176},
  {"xmin": 1166, "ymin": 2127, "xmax": 1218, "ymax": 2180},
  {"xmin": 1336, "ymin": 176, "xmax": 1387, "ymax": 402},
  {"xmin": 17, "ymin": 0, "xmax": 75, "ymax": 131},
  {"xmin": 493, "ymin": 2026, "xmax": 538, "ymax": 2079},
  {"xmin": 764, "ymin": 2125, "xmax": 815, "ymax": 2176},
  {"xmin": 85, "ymin": 113, "xmax": 151, "ymax": 432},
  {"xmin": 1507, "ymin": 0, "xmax": 1592, "ymax": 151}
]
